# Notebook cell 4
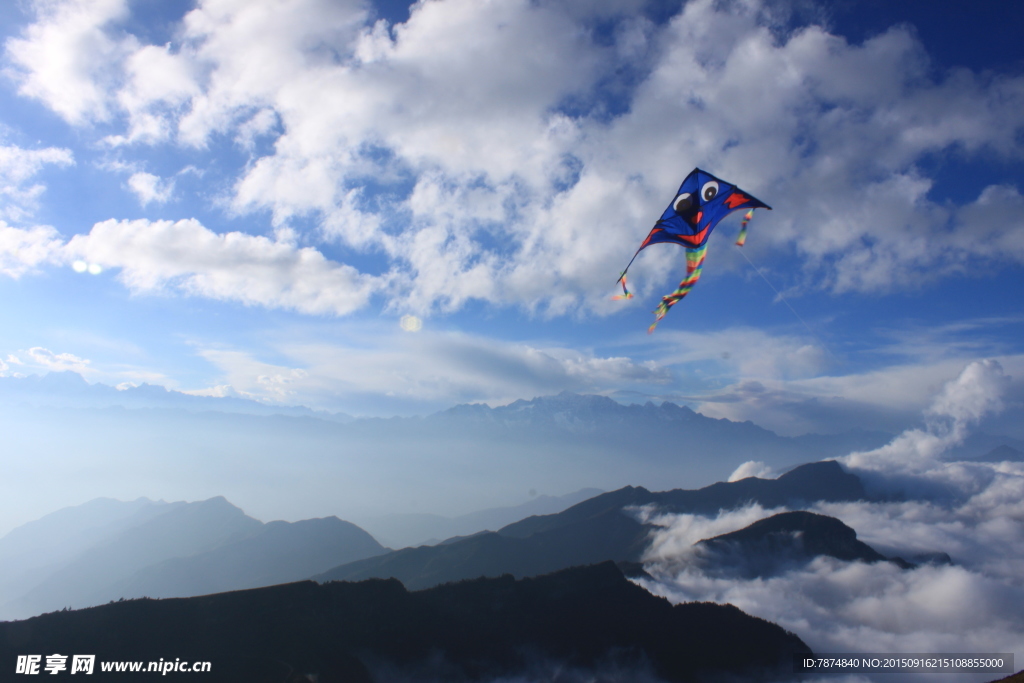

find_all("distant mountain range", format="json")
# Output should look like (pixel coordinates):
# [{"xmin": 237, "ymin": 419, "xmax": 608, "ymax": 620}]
[
  {"xmin": 0, "ymin": 484, "xmax": 604, "ymax": 620},
  {"xmin": 1, "ymin": 457, "xmax": 970, "ymax": 683},
  {"xmin": 0, "ymin": 498, "xmax": 384, "ymax": 621},
  {"xmin": 0, "ymin": 563, "xmax": 811, "ymax": 683},
  {"xmin": 5, "ymin": 374, "xmax": 1020, "ymax": 472},
  {"xmin": 314, "ymin": 460, "xmax": 867, "ymax": 589},
  {"xmin": 5, "ymin": 459, "xmax": 950, "ymax": 623},
  {"xmin": 7, "ymin": 373, "xmax": 1022, "ymax": 530},
  {"xmin": 1, "ymin": 458, "xmax": 917, "ymax": 623}
]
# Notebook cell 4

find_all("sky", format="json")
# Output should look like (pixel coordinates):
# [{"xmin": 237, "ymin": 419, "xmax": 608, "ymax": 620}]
[{"xmin": 0, "ymin": 0, "xmax": 1022, "ymax": 437}]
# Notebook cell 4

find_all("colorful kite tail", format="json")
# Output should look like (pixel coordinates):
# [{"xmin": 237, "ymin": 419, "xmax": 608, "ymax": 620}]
[
  {"xmin": 612, "ymin": 273, "xmax": 634, "ymax": 300},
  {"xmin": 648, "ymin": 245, "xmax": 707, "ymax": 333},
  {"xmin": 735, "ymin": 209, "xmax": 754, "ymax": 246}
]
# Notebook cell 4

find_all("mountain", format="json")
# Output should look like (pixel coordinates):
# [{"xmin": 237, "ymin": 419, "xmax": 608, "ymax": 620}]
[
  {"xmin": 355, "ymin": 487, "xmax": 604, "ymax": 548},
  {"xmin": 314, "ymin": 460, "xmax": 866, "ymax": 589},
  {"xmin": 0, "ymin": 498, "xmax": 173, "ymax": 607},
  {"xmin": 0, "ymin": 383, "xmax": 898, "ymax": 526},
  {"xmin": 499, "ymin": 459, "xmax": 865, "ymax": 539},
  {"xmin": 106, "ymin": 517, "xmax": 386, "ymax": 599},
  {"xmin": 428, "ymin": 392, "xmax": 892, "ymax": 459},
  {"xmin": 0, "ymin": 563, "xmax": 811, "ymax": 683},
  {"xmin": 0, "ymin": 500, "xmax": 387, "ymax": 621},
  {"xmin": 691, "ymin": 510, "xmax": 895, "ymax": 578},
  {"xmin": 2, "ymin": 497, "xmax": 264, "ymax": 620}
]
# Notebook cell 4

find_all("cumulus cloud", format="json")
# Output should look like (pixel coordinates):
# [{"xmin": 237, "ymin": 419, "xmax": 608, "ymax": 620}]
[
  {"xmin": 4, "ymin": 0, "xmax": 135, "ymax": 125},
  {"xmin": 0, "ymin": 144, "xmax": 74, "ymax": 222},
  {"xmin": 126, "ymin": 172, "xmax": 173, "ymax": 206},
  {"xmin": 5, "ymin": 0, "xmax": 1023, "ymax": 315},
  {"xmin": 64, "ymin": 218, "xmax": 377, "ymax": 315},
  {"xmin": 0, "ymin": 222, "xmax": 66, "ymax": 278},
  {"xmin": 842, "ymin": 359, "xmax": 1009, "ymax": 477}
]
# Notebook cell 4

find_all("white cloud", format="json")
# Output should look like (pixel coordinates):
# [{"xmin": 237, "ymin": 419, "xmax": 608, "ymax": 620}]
[
  {"xmin": 728, "ymin": 460, "xmax": 775, "ymax": 481},
  {"xmin": 65, "ymin": 218, "xmax": 377, "ymax": 314},
  {"xmin": 5, "ymin": 0, "xmax": 1024, "ymax": 314},
  {"xmin": 0, "ymin": 222, "xmax": 66, "ymax": 278},
  {"xmin": 27, "ymin": 346, "xmax": 92, "ymax": 373},
  {"xmin": 108, "ymin": 43, "xmax": 200, "ymax": 145},
  {"xmin": 126, "ymin": 172, "xmax": 174, "ymax": 206},
  {"xmin": 0, "ymin": 144, "xmax": 74, "ymax": 222},
  {"xmin": 842, "ymin": 359, "xmax": 1009, "ymax": 476},
  {"xmin": 0, "ymin": 145, "xmax": 74, "ymax": 186},
  {"xmin": 685, "ymin": 349, "xmax": 1024, "ymax": 437},
  {"xmin": 4, "ymin": 0, "xmax": 135, "ymax": 125},
  {"xmin": 639, "ymin": 366, "xmax": 1024, "ymax": 677},
  {"xmin": 192, "ymin": 330, "xmax": 671, "ymax": 411}
]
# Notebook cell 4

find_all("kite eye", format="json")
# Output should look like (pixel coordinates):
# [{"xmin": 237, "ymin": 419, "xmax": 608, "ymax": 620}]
[
  {"xmin": 701, "ymin": 181, "xmax": 719, "ymax": 202},
  {"xmin": 673, "ymin": 193, "xmax": 692, "ymax": 213}
]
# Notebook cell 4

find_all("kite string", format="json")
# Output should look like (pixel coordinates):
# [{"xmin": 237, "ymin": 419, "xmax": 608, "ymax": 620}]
[{"xmin": 736, "ymin": 247, "xmax": 841, "ymax": 365}]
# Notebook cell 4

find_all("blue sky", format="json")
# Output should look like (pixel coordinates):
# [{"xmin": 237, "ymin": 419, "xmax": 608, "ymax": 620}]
[{"xmin": 1, "ymin": 0, "xmax": 1022, "ymax": 436}]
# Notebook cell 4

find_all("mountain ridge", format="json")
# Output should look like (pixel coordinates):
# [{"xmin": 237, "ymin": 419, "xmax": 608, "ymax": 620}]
[
  {"xmin": 314, "ymin": 460, "xmax": 868, "ymax": 589},
  {"xmin": 0, "ymin": 562, "xmax": 811, "ymax": 682},
  {"xmin": 0, "ymin": 500, "xmax": 385, "ymax": 621}
]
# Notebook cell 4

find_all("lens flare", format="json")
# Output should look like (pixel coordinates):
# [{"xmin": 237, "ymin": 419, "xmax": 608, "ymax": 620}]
[
  {"xmin": 400, "ymin": 315, "xmax": 423, "ymax": 332},
  {"xmin": 72, "ymin": 261, "xmax": 87, "ymax": 273}
]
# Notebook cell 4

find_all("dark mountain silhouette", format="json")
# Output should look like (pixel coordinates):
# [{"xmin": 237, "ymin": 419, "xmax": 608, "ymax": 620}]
[
  {"xmin": 0, "ymin": 563, "xmax": 810, "ymax": 683},
  {"xmin": 105, "ymin": 517, "xmax": 386, "ymax": 600},
  {"xmin": 315, "ymin": 460, "xmax": 866, "ymax": 589},
  {"xmin": 500, "ymin": 459, "xmax": 865, "ymax": 539},
  {"xmin": 903, "ymin": 551, "xmax": 952, "ymax": 566},
  {"xmin": 691, "ymin": 511, "xmax": 895, "ymax": 578}
]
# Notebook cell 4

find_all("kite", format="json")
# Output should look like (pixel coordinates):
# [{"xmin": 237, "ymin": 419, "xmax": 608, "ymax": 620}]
[{"xmin": 615, "ymin": 168, "xmax": 770, "ymax": 332}]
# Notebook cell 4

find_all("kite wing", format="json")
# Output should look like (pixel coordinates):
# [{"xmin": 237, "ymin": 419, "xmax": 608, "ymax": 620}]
[{"xmin": 616, "ymin": 168, "xmax": 770, "ymax": 331}]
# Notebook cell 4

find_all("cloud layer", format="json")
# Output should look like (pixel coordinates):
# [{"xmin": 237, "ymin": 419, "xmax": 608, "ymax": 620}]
[
  {"xmin": 3, "ymin": 0, "xmax": 1022, "ymax": 317},
  {"xmin": 638, "ymin": 361, "xmax": 1024, "ymax": 681}
]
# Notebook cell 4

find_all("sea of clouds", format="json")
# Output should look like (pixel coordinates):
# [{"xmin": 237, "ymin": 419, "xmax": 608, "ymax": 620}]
[{"xmin": 637, "ymin": 360, "xmax": 1024, "ymax": 683}]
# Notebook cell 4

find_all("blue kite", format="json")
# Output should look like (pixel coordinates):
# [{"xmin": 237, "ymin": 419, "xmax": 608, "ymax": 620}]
[{"xmin": 615, "ymin": 168, "xmax": 771, "ymax": 332}]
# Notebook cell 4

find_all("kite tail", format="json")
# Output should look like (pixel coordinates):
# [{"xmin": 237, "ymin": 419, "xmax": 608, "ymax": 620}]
[
  {"xmin": 648, "ymin": 244, "xmax": 707, "ymax": 333},
  {"xmin": 612, "ymin": 273, "xmax": 634, "ymax": 300},
  {"xmin": 735, "ymin": 209, "xmax": 754, "ymax": 246}
]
